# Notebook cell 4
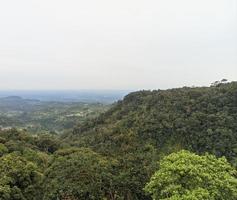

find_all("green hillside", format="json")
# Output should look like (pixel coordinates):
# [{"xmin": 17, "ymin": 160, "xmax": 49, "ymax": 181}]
[
  {"xmin": 71, "ymin": 82, "xmax": 237, "ymax": 162},
  {"xmin": 0, "ymin": 82, "xmax": 236, "ymax": 199}
]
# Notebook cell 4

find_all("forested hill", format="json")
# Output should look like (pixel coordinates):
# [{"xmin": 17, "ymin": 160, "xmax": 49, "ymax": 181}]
[
  {"xmin": 71, "ymin": 81, "xmax": 237, "ymax": 163},
  {"xmin": 0, "ymin": 82, "xmax": 236, "ymax": 200}
]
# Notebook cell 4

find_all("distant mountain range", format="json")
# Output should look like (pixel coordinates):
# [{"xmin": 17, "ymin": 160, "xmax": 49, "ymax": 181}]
[{"xmin": 0, "ymin": 90, "xmax": 130, "ymax": 103}]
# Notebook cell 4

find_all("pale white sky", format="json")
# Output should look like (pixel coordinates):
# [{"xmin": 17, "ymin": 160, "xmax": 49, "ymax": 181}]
[{"xmin": 0, "ymin": 0, "xmax": 236, "ymax": 90}]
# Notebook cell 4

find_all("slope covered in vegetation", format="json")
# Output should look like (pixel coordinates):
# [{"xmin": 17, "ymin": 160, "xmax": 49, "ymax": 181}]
[
  {"xmin": 72, "ymin": 82, "xmax": 237, "ymax": 163},
  {"xmin": 0, "ymin": 82, "xmax": 236, "ymax": 200}
]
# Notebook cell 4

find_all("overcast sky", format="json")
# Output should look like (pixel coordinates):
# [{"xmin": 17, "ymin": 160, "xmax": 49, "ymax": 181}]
[{"xmin": 0, "ymin": 0, "xmax": 236, "ymax": 90}]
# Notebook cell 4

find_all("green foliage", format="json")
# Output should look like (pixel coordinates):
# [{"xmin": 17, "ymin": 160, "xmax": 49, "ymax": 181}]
[
  {"xmin": 0, "ymin": 143, "xmax": 8, "ymax": 156},
  {"xmin": 42, "ymin": 148, "xmax": 110, "ymax": 200},
  {"xmin": 21, "ymin": 149, "xmax": 50, "ymax": 171},
  {"xmin": 68, "ymin": 82, "xmax": 237, "ymax": 199},
  {"xmin": 0, "ymin": 82, "xmax": 237, "ymax": 199},
  {"xmin": 0, "ymin": 153, "xmax": 43, "ymax": 200},
  {"xmin": 72, "ymin": 82, "xmax": 237, "ymax": 163},
  {"xmin": 144, "ymin": 150, "xmax": 237, "ymax": 200},
  {"xmin": 0, "ymin": 129, "xmax": 61, "ymax": 154},
  {"xmin": 108, "ymin": 146, "xmax": 158, "ymax": 200},
  {"xmin": 34, "ymin": 134, "xmax": 60, "ymax": 153}
]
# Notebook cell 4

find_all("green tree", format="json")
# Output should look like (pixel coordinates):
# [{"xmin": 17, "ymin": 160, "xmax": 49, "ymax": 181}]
[
  {"xmin": 0, "ymin": 153, "xmax": 43, "ymax": 200},
  {"xmin": 42, "ymin": 148, "xmax": 110, "ymax": 200},
  {"xmin": 0, "ymin": 143, "xmax": 8, "ymax": 156},
  {"xmin": 35, "ymin": 134, "xmax": 60, "ymax": 153},
  {"xmin": 144, "ymin": 150, "xmax": 237, "ymax": 200}
]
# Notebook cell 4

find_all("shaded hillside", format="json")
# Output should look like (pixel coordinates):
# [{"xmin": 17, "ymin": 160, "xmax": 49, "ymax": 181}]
[{"xmin": 71, "ymin": 82, "xmax": 237, "ymax": 163}]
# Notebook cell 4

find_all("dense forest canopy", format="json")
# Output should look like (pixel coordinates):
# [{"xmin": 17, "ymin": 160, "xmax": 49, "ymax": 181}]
[
  {"xmin": 71, "ymin": 82, "xmax": 237, "ymax": 162},
  {"xmin": 144, "ymin": 150, "xmax": 237, "ymax": 200},
  {"xmin": 0, "ymin": 81, "xmax": 236, "ymax": 199}
]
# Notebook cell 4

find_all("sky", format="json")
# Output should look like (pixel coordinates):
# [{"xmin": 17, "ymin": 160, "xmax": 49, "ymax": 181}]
[{"xmin": 0, "ymin": 0, "xmax": 236, "ymax": 90}]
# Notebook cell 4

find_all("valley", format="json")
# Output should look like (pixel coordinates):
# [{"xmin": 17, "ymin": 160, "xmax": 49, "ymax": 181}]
[
  {"xmin": 0, "ymin": 82, "xmax": 236, "ymax": 199},
  {"xmin": 0, "ymin": 96, "xmax": 109, "ymax": 133}
]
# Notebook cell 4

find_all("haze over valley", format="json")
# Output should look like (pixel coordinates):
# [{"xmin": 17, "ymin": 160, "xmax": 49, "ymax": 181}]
[{"xmin": 0, "ymin": 0, "xmax": 236, "ymax": 199}]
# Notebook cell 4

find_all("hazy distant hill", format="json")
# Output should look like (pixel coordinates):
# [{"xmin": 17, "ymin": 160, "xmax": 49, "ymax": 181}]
[
  {"xmin": 0, "ymin": 90, "xmax": 130, "ymax": 103},
  {"xmin": 0, "ymin": 96, "xmax": 41, "ymax": 112},
  {"xmin": 0, "ymin": 96, "xmax": 109, "ymax": 133}
]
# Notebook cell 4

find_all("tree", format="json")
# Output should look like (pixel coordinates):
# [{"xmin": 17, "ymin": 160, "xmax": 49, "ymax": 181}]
[
  {"xmin": 144, "ymin": 150, "xmax": 237, "ymax": 200},
  {"xmin": 0, "ymin": 153, "xmax": 43, "ymax": 200},
  {"xmin": 0, "ymin": 143, "xmax": 8, "ymax": 156},
  {"xmin": 42, "ymin": 148, "xmax": 110, "ymax": 200},
  {"xmin": 35, "ymin": 134, "xmax": 60, "ymax": 153}
]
